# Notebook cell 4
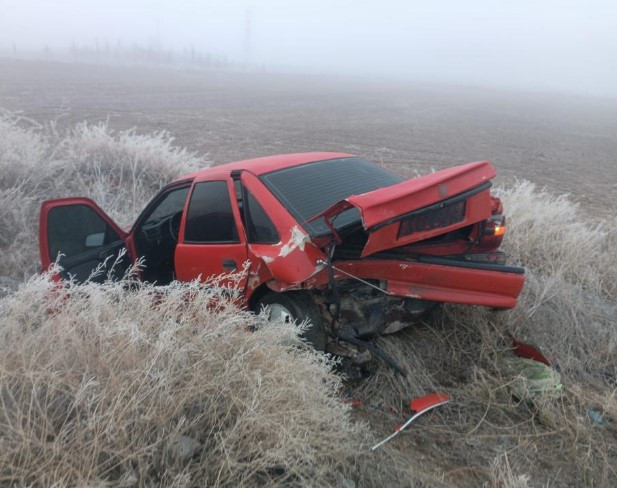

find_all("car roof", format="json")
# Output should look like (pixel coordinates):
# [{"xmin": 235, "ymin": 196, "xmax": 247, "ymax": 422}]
[{"xmin": 175, "ymin": 152, "xmax": 354, "ymax": 182}]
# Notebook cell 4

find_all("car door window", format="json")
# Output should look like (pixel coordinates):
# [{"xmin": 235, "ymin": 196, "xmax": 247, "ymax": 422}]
[
  {"xmin": 184, "ymin": 181, "xmax": 239, "ymax": 243},
  {"xmin": 142, "ymin": 188, "xmax": 191, "ymax": 227},
  {"xmin": 243, "ymin": 186, "xmax": 279, "ymax": 244},
  {"xmin": 47, "ymin": 204, "xmax": 128, "ymax": 282},
  {"xmin": 48, "ymin": 204, "xmax": 122, "ymax": 261}
]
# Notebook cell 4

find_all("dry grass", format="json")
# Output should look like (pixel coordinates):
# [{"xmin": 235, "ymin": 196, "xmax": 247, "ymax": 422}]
[
  {"xmin": 485, "ymin": 454, "xmax": 530, "ymax": 488},
  {"xmin": 0, "ymin": 268, "xmax": 372, "ymax": 486},
  {"xmin": 1, "ymin": 109, "xmax": 616, "ymax": 486},
  {"xmin": 496, "ymin": 182, "xmax": 617, "ymax": 378}
]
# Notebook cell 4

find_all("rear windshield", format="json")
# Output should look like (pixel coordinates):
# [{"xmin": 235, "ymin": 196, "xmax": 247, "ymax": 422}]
[{"xmin": 261, "ymin": 157, "xmax": 405, "ymax": 235}]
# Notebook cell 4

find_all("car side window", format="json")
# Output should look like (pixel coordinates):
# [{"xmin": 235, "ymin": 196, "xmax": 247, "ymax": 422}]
[
  {"xmin": 184, "ymin": 181, "xmax": 239, "ymax": 243},
  {"xmin": 140, "ymin": 187, "xmax": 190, "ymax": 227},
  {"xmin": 243, "ymin": 186, "xmax": 279, "ymax": 244},
  {"xmin": 48, "ymin": 204, "xmax": 121, "ymax": 260}
]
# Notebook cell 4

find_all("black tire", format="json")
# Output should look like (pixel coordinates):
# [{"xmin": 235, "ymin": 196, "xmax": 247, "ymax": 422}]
[{"xmin": 256, "ymin": 291, "xmax": 327, "ymax": 351}]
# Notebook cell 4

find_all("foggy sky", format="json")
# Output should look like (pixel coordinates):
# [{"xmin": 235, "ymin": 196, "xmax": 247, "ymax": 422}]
[{"xmin": 1, "ymin": 0, "xmax": 616, "ymax": 96}]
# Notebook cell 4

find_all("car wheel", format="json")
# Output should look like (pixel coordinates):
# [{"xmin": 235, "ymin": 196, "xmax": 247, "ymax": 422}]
[{"xmin": 256, "ymin": 291, "xmax": 327, "ymax": 351}]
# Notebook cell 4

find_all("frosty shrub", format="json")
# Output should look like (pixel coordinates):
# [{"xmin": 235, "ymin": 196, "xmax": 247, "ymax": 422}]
[{"xmin": 496, "ymin": 181, "xmax": 617, "ymax": 376}]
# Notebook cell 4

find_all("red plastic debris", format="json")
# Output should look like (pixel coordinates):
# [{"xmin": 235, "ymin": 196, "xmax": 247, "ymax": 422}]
[
  {"xmin": 410, "ymin": 392, "xmax": 451, "ymax": 413},
  {"xmin": 511, "ymin": 336, "xmax": 551, "ymax": 366},
  {"xmin": 371, "ymin": 392, "xmax": 451, "ymax": 451}
]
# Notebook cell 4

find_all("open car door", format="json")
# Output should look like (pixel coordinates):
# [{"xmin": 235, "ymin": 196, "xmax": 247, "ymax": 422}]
[{"xmin": 39, "ymin": 198, "xmax": 134, "ymax": 283}]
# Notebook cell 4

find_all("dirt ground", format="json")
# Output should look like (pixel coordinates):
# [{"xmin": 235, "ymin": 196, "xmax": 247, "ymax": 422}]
[{"xmin": 1, "ymin": 59, "xmax": 615, "ymax": 216}]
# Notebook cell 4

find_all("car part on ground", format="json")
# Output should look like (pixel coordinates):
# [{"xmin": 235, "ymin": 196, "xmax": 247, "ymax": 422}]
[
  {"xmin": 499, "ymin": 357, "xmax": 563, "ymax": 400},
  {"xmin": 370, "ymin": 392, "xmax": 451, "ymax": 451}
]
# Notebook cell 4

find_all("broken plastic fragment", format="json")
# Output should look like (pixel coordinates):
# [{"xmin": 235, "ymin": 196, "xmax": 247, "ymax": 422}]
[
  {"xmin": 511, "ymin": 336, "xmax": 551, "ymax": 366},
  {"xmin": 371, "ymin": 392, "xmax": 450, "ymax": 451},
  {"xmin": 410, "ymin": 392, "xmax": 451, "ymax": 413}
]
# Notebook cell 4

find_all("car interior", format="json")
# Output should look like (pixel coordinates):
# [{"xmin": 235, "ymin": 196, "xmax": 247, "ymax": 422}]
[{"xmin": 133, "ymin": 186, "xmax": 190, "ymax": 285}]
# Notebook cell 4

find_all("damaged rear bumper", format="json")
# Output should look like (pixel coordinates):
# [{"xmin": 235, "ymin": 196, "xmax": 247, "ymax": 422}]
[
  {"xmin": 306, "ymin": 256, "xmax": 525, "ymax": 310},
  {"xmin": 389, "ymin": 255, "xmax": 525, "ymax": 309}
]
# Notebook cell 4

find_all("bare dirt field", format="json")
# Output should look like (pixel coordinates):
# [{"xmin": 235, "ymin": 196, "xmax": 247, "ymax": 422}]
[{"xmin": 1, "ymin": 59, "xmax": 615, "ymax": 215}]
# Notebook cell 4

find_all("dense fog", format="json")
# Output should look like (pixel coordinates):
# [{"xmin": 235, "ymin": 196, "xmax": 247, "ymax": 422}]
[{"xmin": 1, "ymin": 0, "xmax": 616, "ymax": 96}]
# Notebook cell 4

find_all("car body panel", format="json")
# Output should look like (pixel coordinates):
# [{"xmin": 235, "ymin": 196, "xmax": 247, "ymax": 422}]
[
  {"xmin": 361, "ymin": 186, "xmax": 492, "ymax": 257},
  {"xmin": 177, "ymin": 152, "xmax": 354, "ymax": 182},
  {"xmin": 175, "ymin": 178, "xmax": 250, "ymax": 288},
  {"xmin": 345, "ymin": 160, "xmax": 495, "ymax": 229},
  {"xmin": 302, "ymin": 259, "xmax": 524, "ymax": 308}
]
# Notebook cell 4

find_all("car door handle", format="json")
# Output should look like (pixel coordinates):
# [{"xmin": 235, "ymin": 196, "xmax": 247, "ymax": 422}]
[{"xmin": 222, "ymin": 259, "xmax": 237, "ymax": 270}]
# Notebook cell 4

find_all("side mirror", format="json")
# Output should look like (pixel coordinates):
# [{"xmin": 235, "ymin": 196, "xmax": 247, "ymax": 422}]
[{"xmin": 84, "ymin": 232, "xmax": 105, "ymax": 248}]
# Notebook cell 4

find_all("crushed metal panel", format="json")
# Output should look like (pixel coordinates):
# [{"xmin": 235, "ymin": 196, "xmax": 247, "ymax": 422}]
[
  {"xmin": 360, "ymin": 188, "xmax": 492, "ymax": 256},
  {"xmin": 347, "ymin": 161, "xmax": 495, "ymax": 229},
  {"xmin": 248, "ymin": 229, "xmax": 327, "ymax": 286}
]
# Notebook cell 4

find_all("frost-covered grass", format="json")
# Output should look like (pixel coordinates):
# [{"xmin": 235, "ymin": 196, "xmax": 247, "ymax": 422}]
[
  {"xmin": 0, "ymin": 269, "xmax": 371, "ymax": 486},
  {"xmin": 496, "ymin": 181, "xmax": 617, "ymax": 376}
]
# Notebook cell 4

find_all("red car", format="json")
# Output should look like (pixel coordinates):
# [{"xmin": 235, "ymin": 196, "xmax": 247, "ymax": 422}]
[{"xmin": 40, "ymin": 153, "xmax": 524, "ymax": 368}]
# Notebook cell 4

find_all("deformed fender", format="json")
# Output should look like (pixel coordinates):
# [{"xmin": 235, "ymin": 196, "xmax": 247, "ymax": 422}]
[{"xmin": 248, "ymin": 226, "xmax": 327, "ymax": 288}]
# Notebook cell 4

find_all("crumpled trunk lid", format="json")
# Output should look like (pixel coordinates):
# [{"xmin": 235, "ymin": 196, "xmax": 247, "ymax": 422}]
[{"xmin": 310, "ymin": 161, "xmax": 496, "ymax": 257}]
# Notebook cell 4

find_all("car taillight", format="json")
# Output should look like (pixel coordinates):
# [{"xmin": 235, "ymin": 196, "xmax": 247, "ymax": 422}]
[
  {"xmin": 483, "ymin": 215, "xmax": 506, "ymax": 237},
  {"xmin": 477, "ymin": 197, "xmax": 506, "ymax": 250}
]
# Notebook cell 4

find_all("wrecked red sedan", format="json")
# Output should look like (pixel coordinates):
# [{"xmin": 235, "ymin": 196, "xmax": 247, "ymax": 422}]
[{"xmin": 40, "ymin": 153, "xmax": 524, "ymax": 367}]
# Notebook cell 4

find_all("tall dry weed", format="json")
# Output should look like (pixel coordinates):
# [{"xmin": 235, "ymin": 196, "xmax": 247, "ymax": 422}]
[{"xmin": 496, "ymin": 182, "xmax": 617, "ymax": 377}]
